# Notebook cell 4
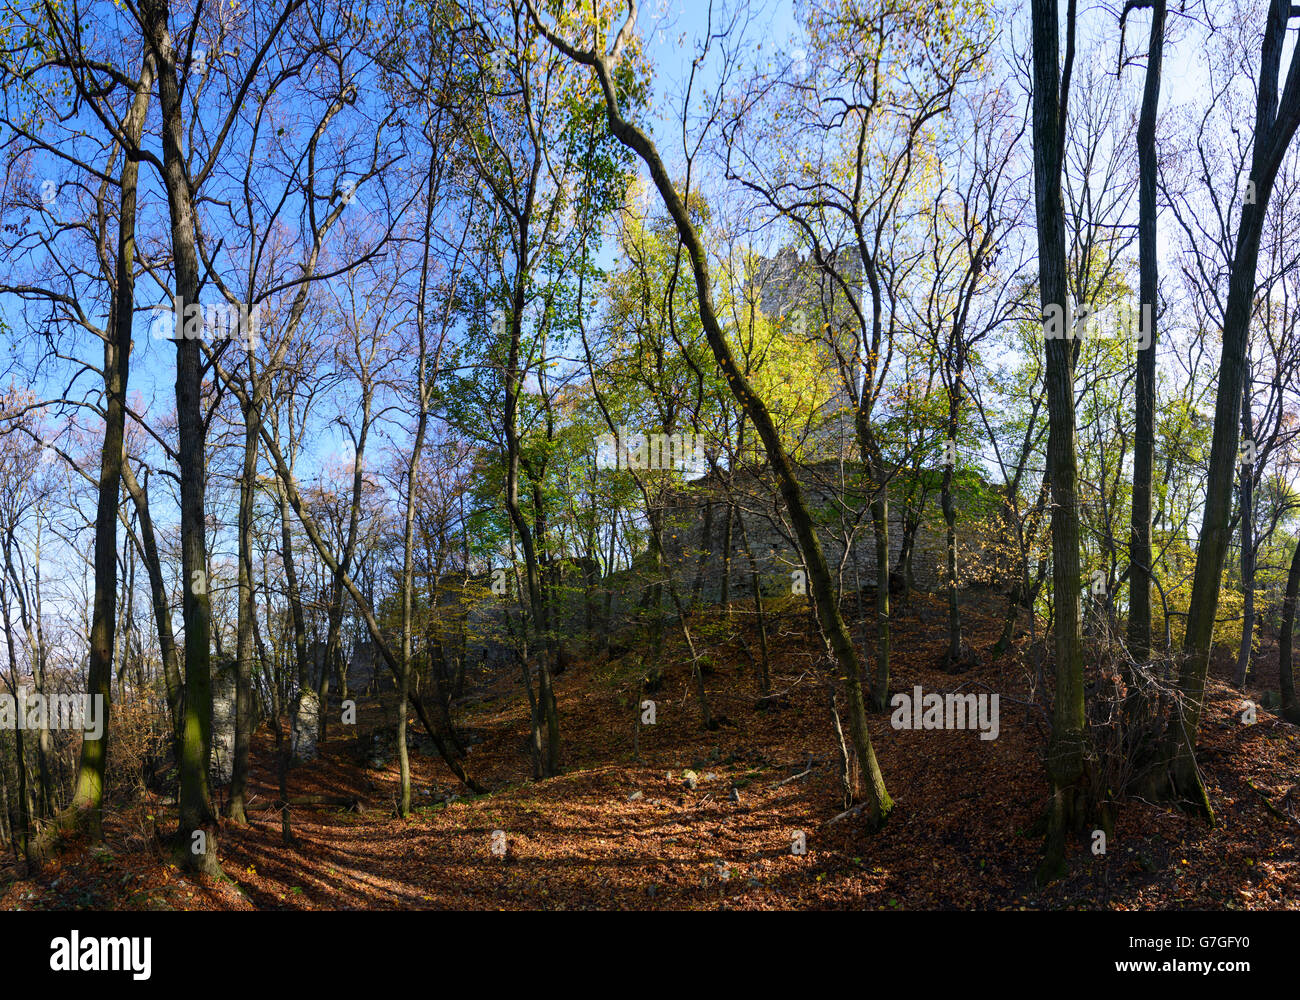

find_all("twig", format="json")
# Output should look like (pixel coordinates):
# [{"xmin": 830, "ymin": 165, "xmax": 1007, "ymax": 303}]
[
  {"xmin": 1243, "ymin": 778, "xmax": 1300, "ymax": 828},
  {"xmin": 773, "ymin": 764, "xmax": 819, "ymax": 788},
  {"xmin": 827, "ymin": 803, "xmax": 866, "ymax": 825}
]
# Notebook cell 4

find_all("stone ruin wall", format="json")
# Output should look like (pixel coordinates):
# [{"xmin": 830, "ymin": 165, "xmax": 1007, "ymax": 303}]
[{"xmin": 654, "ymin": 461, "xmax": 1009, "ymax": 605}]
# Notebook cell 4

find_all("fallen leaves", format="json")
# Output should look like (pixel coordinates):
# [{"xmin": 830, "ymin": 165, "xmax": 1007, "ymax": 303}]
[{"xmin": 2, "ymin": 592, "xmax": 1298, "ymax": 910}]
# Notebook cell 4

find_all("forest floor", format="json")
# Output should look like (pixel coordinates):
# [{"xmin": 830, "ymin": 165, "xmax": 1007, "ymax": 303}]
[{"xmin": 3, "ymin": 590, "xmax": 1299, "ymax": 910}]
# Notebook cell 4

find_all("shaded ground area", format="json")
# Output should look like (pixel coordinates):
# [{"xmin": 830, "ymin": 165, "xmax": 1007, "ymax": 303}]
[{"xmin": 3, "ymin": 592, "xmax": 1298, "ymax": 910}]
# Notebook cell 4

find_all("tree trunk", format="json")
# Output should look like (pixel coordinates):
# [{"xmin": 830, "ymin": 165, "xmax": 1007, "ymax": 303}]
[
  {"xmin": 120, "ymin": 463, "xmax": 183, "ymax": 750},
  {"xmin": 1030, "ymin": 0, "xmax": 1091, "ymax": 883},
  {"xmin": 1126, "ymin": 1, "xmax": 1164, "ymax": 664},
  {"xmin": 1168, "ymin": 0, "xmax": 1300, "ymax": 819},
  {"xmin": 502, "ymin": 295, "xmax": 561, "ymax": 777},
  {"xmin": 1233, "ymin": 377, "xmax": 1255, "ymax": 688},
  {"xmin": 142, "ymin": 0, "xmax": 220, "ymax": 874},
  {"xmin": 1, "ymin": 599, "xmax": 31, "ymax": 866},
  {"xmin": 941, "ymin": 383, "xmax": 963, "ymax": 669},
  {"xmin": 64, "ymin": 54, "xmax": 153, "ymax": 843},
  {"xmin": 868, "ymin": 479, "xmax": 891, "ymax": 712},
  {"xmin": 228, "ymin": 402, "xmax": 258, "ymax": 823},
  {"xmin": 719, "ymin": 502, "xmax": 734, "ymax": 612},
  {"xmin": 278, "ymin": 479, "xmax": 310, "ymax": 692},
  {"xmin": 1278, "ymin": 534, "xmax": 1300, "ymax": 724},
  {"xmin": 736, "ymin": 508, "xmax": 772, "ymax": 694}
]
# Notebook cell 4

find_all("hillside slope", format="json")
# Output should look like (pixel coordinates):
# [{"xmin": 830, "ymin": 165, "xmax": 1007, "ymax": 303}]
[{"xmin": 3, "ymin": 592, "xmax": 1298, "ymax": 910}]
